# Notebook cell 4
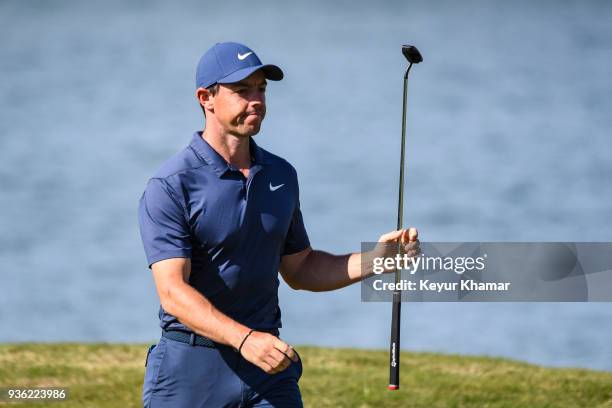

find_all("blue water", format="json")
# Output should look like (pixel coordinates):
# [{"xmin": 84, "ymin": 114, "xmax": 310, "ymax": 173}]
[{"xmin": 1, "ymin": 0, "xmax": 611, "ymax": 371}]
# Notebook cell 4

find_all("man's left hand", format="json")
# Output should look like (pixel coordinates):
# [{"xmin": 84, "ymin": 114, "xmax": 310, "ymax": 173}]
[{"xmin": 372, "ymin": 227, "xmax": 420, "ymax": 273}]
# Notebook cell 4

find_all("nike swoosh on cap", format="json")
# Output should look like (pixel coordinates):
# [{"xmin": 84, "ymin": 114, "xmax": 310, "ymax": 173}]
[
  {"xmin": 269, "ymin": 183, "xmax": 284, "ymax": 192},
  {"xmin": 237, "ymin": 52, "xmax": 253, "ymax": 60}
]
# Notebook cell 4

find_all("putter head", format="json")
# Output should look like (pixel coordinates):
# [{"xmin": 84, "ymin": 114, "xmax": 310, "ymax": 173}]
[{"xmin": 402, "ymin": 45, "xmax": 423, "ymax": 64}]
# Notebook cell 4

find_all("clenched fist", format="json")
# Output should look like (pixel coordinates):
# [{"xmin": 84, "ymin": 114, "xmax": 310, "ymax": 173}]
[{"xmin": 239, "ymin": 331, "xmax": 298, "ymax": 374}]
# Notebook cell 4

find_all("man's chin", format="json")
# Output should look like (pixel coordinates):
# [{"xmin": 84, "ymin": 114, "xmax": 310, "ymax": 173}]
[{"xmin": 231, "ymin": 125, "xmax": 261, "ymax": 138}]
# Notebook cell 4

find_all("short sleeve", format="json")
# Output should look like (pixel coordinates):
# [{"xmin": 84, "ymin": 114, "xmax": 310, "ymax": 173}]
[
  {"xmin": 282, "ymin": 199, "xmax": 310, "ymax": 255},
  {"xmin": 138, "ymin": 178, "xmax": 192, "ymax": 267}
]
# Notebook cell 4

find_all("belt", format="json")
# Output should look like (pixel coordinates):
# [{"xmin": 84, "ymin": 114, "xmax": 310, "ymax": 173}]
[
  {"xmin": 162, "ymin": 328, "xmax": 280, "ymax": 348},
  {"xmin": 162, "ymin": 330, "xmax": 217, "ymax": 347}
]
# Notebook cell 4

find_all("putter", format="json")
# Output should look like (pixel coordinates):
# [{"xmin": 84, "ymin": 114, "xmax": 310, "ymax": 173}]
[{"xmin": 388, "ymin": 44, "xmax": 422, "ymax": 391}]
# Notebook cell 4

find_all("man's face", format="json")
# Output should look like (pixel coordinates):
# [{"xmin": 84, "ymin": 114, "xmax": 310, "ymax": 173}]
[{"xmin": 211, "ymin": 70, "xmax": 267, "ymax": 138}]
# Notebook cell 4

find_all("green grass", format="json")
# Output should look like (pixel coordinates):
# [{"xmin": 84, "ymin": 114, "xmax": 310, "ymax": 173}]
[{"xmin": 1, "ymin": 344, "xmax": 611, "ymax": 407}]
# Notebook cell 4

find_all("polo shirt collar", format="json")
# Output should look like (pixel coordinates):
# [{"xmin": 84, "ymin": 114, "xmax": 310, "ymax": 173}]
[{"xmin": 190, "ymin": 131, "xmax": 267, "ymax": 177}]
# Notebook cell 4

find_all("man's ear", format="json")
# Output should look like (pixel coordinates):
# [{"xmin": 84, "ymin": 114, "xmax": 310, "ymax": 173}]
[{"xmin": 196, "ymin": 87, "xmax": 214, "ymax": 112}]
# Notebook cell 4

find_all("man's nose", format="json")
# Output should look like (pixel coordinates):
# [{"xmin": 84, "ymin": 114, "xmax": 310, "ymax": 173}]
[
  {"xmin": 249, "ymin": 90, "xmax": 265, "ymax": 103},
  {"xmin": 248, "ymin": 91, "xmax": 265, "ymax": 107}
]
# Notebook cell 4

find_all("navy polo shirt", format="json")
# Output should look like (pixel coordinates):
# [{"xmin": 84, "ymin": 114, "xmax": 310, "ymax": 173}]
[{"xmin": 138, "ymin": 132, "xmax": 310, "ymax": 332}]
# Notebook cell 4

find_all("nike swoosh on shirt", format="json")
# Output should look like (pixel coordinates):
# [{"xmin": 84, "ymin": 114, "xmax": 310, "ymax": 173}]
[
  {"xmin": 238, "ymin": 52, "xmax": 253, "ymax": 60},
  {"xmin": 269, "ymin": 183, "xmax": 285, "ymax": 192}
]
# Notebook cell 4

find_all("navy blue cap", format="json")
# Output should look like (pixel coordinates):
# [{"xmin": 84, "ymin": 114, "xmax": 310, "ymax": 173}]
[{"xmin": 195, "ymin": 42, "xmax": 284, "ymax": 89}]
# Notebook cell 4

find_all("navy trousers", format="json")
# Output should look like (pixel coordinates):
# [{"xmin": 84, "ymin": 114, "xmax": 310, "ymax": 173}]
[{"xmin": 143, "ymin": 336, "xmax": 303, "ymax": 408}]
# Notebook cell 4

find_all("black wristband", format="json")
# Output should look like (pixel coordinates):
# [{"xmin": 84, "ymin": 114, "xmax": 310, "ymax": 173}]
[{"xmin": 237, "ymin": 329, "xmax": 256, "ymax": 354}]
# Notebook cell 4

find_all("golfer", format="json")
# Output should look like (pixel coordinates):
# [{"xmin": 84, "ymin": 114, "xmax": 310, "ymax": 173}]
[{"xmin": 138, "ymin": 42, "xmax": 419, "ymax": 408}]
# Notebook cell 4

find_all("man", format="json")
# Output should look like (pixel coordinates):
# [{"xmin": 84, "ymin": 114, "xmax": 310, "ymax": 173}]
[{"xmin": 138, "ymin": 42, "xmax": 419, "ymax": 407}]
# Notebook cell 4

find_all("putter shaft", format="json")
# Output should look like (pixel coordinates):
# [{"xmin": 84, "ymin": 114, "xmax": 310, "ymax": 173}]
[{"xmin": 389, "ymin": 63, "xmax": 414, "ymax": 391}]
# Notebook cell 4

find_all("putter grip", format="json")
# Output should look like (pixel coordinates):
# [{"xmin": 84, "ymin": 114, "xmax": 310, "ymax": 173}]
[{"xmin": 389, "ymin": 292, "xmax": 401, "ymax": 389}]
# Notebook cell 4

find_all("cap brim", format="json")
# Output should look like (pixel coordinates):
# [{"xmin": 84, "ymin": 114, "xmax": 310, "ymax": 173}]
[{"xmin": 217, "ymin": 64, "xmax": 284, "ymax": 85}]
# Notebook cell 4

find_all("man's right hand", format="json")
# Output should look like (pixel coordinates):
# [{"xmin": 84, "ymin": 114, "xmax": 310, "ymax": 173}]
[{"xmin": 238, "ymin": 331, "xmax": 298, "ymax": 374}]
